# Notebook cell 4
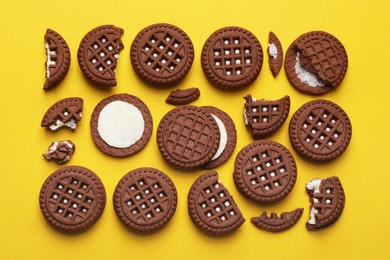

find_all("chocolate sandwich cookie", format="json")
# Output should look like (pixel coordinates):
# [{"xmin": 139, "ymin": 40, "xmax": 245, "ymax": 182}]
[
  {"xmin": 131, "ymin": 23, "xmax": 194, "ymax": 86},
  {"xmin": 306, "ymin": 176, "xmax": 345, "ymax": 230},
  {"xmin": 244, "ymin": 95, "xmax": 290, "ymax": 138},
  {"xmin": 251, "ymin": 208, "xmax": 303, "ymax": 232},
  {"xmin": 78, "ymin": 25, "xmax": 124, "ymax": 87},
  {"xmin": 201, "ymin": 26, "xmax": 263, "ymax": 89},
  {"xmin": 90, "ymin": 94, "xmax": 153, "ymax": 157},
  {"xmin": 39, "ymin": 166, "xmax": 106, "ymax": 232},
  {"xmin": 165, "ymin": 88, "xmax": 200, "ymax": 105},
  {"xmin": 113, "ymin": 168, "xmax": 177, "ymax": 232},
  {"xmin": 43, "ymin": 140, "xmax": 75, "ymax": 164},
  {"xmin": 289, "ymin": 99, "xmax": 352, "ymax": 161},
  {"xmin": 156, "ymin": 106, "xmax": 220, "ymax": 168},
  {"xmin": 268, "ymin": 32, "xmax": 283, "ymax": 77},
  {"xmin": 285, "ymin": 31, "xmax": 348, "ymax": 95},
  {"xmin": 41, "ymin": 97, "xmax": 83, "ymax": 131},
  {"xmin": 234, "ymin": 140, "xmax": 297, "ymax": 203},
  {"xmin": 44, "ymin": 29, "xmax": 71, "ymax": 90},
  {"xmin": 188, "ymin": 171, "xmax": 245, "ymax": 235}
]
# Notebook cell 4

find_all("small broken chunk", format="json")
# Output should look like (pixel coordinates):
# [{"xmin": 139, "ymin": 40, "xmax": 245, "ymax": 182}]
[
  {"xmin": 43, "ymin": 140, "xmax": 75, "ymax": 164},
  {"xmin": 165, "ymin": 87, "xmax": 200, "ymax": 105},
  {"xmin": 268, "ymin": 32, "xmax": 283, "ymax": 77}
]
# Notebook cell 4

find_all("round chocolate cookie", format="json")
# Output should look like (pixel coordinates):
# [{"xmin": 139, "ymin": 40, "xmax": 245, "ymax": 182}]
[
  {"xmin": 90, "ymin": 94, "xmax": 153, "ymax": 157},
  {"xmin": 131, "ymin": 23, "xmax": 194, "ymax": 86},
  {"xmin": 201, "ymin": 26, "xmax": 263, "ymax": 89},
  {"xmin": 234, "ymin": 140, "xmax": 297, "ymax": 203},
  {"xmin": 156, "ymin": 106, "xmax": 220, "ymax": 168},
  {"xmin": 39, "ymin": 166, "xmax": 106, "ymax": 232},
  {"xmin": 113, "ymin": 168, "xmax": 177, "ymax": 232},
  {"xmin": 289, "ymin": 99, "xmax": 352, "ymax": 161},
  {"xmin": 285, "ymin": 31, "xmax": 348, "ymax": 95}
]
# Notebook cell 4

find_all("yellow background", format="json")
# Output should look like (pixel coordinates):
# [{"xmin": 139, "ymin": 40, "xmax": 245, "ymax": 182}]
[{"xmin": 0, "ymin": 0, "xmax": 389, "ymax": 259}]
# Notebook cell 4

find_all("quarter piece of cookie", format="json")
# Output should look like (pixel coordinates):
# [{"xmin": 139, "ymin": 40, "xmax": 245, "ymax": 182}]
[
  {"xmin": 306, "ymin": 176, "xmax": 345, "ymax": 230},
  {"xmin": 285, "ymin": 31, "xmax": 348, "ymax": 95},
  {"xmin": 251, "ymin": 208, "xmax": 303, "ymax": 232},
  {"xmin": 268, "ymin": 32, "xmax": 283, "ymax": 77},
  {"xmin": 39, "ymin": 166, "xmax": 106, "ymax": 232},
  {"xmin": 44, "ymin": 29, "xmax": 71, "ymax": 91},
  {"xmin": 201, "ymin": 26, "xmax": 263, "ymax": 89},
  {"xmin": 78, "ymin": 25, "xmax": 124, "ymax": 87},
  {"xmin": 289, "ymin": 99, "xmax": 352, "ymax": 161},
  {"xmin": 113, "ymin": 168, "xmax": 178, "ymax": 232},
  {"xmin": 244, "ymin": 95, "xmax": 290, "ymax": 138},
  {"xmin": 156, "ymin": 106, "xmax": 220, "ymax": 168},
  {"xmin": 41, "ymin": 97, "xmax": 83, "ymax": 131},
  {"xmin": 234, "ymin": 140, "xmax": 297, "ymax": 203},
  {"xmin": 90, "ymin": 94, "xmax": 153, "ymax": 157},
  {"xmin": 165, "ymin": 87, "xmax": 200, "ymax": 105},
  {"xmin": 43, "ymin": 140, "xmax": 75, "ymax": 164},
  {"xmin": 131, "ymin": 23, "xmax": 194, "ymax": 86},
  {"xmin": 188, "ymin": 171, "xmax": 245, "ymax": 235}
]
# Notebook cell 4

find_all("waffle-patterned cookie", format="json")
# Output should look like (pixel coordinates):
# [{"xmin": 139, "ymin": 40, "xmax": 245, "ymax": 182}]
[
  {"xmin": 43, "ymin": 140, "xmax": 75, "ymax": 164},
  {"xmin": 113, "ymin": 168, "xmax": 177, "ymax": 232},
  {"xmin": 251, "ymin": 208, "xmax": 303, "ymax": 232},
  {"xmin": 131, "ymin": 23, "xmax": 194, "ymax": 86},
  {"xmin": 285, "ymin": 31, "xmax": 348, "ymax": 95},
  {"xmin": 306, "ymin": 176, "xmax": 345, "ymax": 230},
  {"xmin": 244, "ymin": 95, "xmax": 290, "ymax": 137},
  {"xmin": 268, "ymin": 32, "xmax": 283, "ymax": 77},
  {"xmin": 78, "ymin": 25, "xmax": 124, "ymax": 87},
  {"xmin": 234, "ymin": 140, "xmax": 297, "ymax": 203},
  {"xmin": 188, "ymin": 171, "xmax": 245, "ymax": 235},
  {"xmin": 289, "ymin": 99, "xmax": 352, "ymax": 161},
  {"xmin": 201, "ymin": 26, "xmax": 263, "ymax": 89},
  {"xmin": 39, "ymin": 166, "xmax": 106, "ymax": 232},
  {"xmin": 165, "ymin": 88, "xmax": 200, "ymax": 105},
  {"xmin": 43, "ymin": 29, "xmax": 71, "ymax": 91}
]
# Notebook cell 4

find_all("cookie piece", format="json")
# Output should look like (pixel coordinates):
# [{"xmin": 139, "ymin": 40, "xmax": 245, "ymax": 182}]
[
  {"xmin": 113, "ymin": 168, "xmax": 177, "ymax": 232},
  {"xmin": 39, "ymin": 166, "xmax": 106, "ymax": 232},
  {"xmin": 268, "ymin": 32, "xmax": 283, "ymax": 77},
  {"xmin": 131, "ymin": 23, "xmax": 194, "ymax": 86},
  {"xmin": 234, "ymin": 140, "xmax": 297, "ymax": 203},
  {"xmin": 78, "ymin": 25, "xmax": 124, "ymax": 87},
  {"xmin": 201, "ymin": 26, "xmax": 263, "ymax": 89},
  {"xmin": 44, "ymin": 29, "xmax": 71, "ymax": 91},
  {"xmin": 244, "ymin": 95, "xmax": 290, "ymax": 137},
  {"xmin": 285, "ymin": 31, "xmax": 348, "ymax": 95},
  {"xmin": 201, "ymin": 106, "xmax": 237, "ymax": 169},
  {"xmin": 43, "ymin": 140, "xmax": 75, "ymax": 164},
  {"xmin": 90, "ymin": 94, "xmax": 153, "ymax": 157},
  {"xmin": 165, "ymin": 88, "xmax": 200, "ymax": 105},
  {"xmin": 188, "ymin": 171, "xmax": 245, "ymax": 235},
  {"xmin": 251, "ymin": 208, "xmax": 303, "ymax": 232},
  {"xmin": 289, "ymin": 99, "xmax": 352, "ymax": 161},
  {"xmin": 306, "ymin": 176, "xmax": 345, "ymax": 230},
  {"xmin": 41, "ymin": 97, "xmax": 83, "ymax": 131},
  {"xmin": 156, "ymin": 106, "xmax": 220, "ymax": 168}
]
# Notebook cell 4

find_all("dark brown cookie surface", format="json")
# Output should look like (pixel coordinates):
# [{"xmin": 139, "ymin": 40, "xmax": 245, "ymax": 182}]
[
  {"xmin": 39, "ymin": 166, "xmax": 106, "ymax": 232},
  {"xmin": 113, "ymin": 168, "xmax": 177, "ymax": 232},
  {"xmin": 44, "ymin": 29, "xmax": 71, "ymax": 90},
  {"xmin": 244, "ymin": 95, "xmax": 290, "ymax": 138},
  {"xmin": 78, "ymin": 25, "xmax": 124, "ymax": 87},
  {"xmin": 131, "ymin": 23, "xmax": 194, "ymax": 86},
  {"xmin": 90, "ymin": 94, "xmax": 153, "ymax": 157},
  {"xmin": 165, "ymin": 88, "xmax": 200, "ymax": 105},
  {"xmin": 201, "ymin": 26, "xmax": 263, "ymax": 89},
  {"xmin": 268, "ymin": 32, "xmax": 283, "ymax": 77},
  {"xmin": 234, "ymin": 140, "xmax": 297, "ymax": 203},
  {"xmin": 289, "ymin": 99, "xmax": 352, "ymax": 161},
  {"xmin": 285, "ymin": 31, "xmax": 348, "ymax": 95},
  {"xmin": 188, "ymin": 171, "xmax": 245, "ymax": 235},
  {"xmin": 306, "ymin": 176, "xmax": 345, "ymax": 230},
  {"xmin": 43, "ymin": 140, "xmax": 75, "ymax": 164},
  {"xmin": 251, "ymin": 208, "xmax": 303, "ymax": 232}
]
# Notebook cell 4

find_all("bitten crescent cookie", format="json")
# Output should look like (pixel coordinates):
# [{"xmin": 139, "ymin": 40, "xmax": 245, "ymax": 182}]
[
  {"xmin": 251, "ymin": 208, "xmax": 303, "ymax": 232},
  {"xmin": 268, "ymin": 32, "xmax": 283, "ymax": 77},
  {"xmin": 165, "ymin": 88, "xmax": 200, "ymax": 105}
]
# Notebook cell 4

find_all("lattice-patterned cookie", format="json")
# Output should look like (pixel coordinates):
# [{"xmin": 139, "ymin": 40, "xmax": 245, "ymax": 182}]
[
  {"xmin": 188, "ymin": 171, "xmax": 245, "ymax": 235},
  {"xmin": 251, "ymin": 208, "xmax": 303, "ymax": 232}
]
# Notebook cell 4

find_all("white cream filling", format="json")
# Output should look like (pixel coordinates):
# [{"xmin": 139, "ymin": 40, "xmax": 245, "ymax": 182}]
[
  {"xmin": 210, "ymin": 114, "xmax": 227, "ymax": 161},
  {"xmin": 306, "ymin": 178, "xmax": 322, "ymax": 225},
  {"xmin": 45, "ymin": 43, "xmax": 57, "ymax": 79},
  {"xmin": 268, "ymin": 43, "xmax": 278, "ymax": 59},
  {"xmin": 97, "ymin": 100, "xmax": 144, "ymax": 148},
  {"xmin": 295, "ymin": 53, "xmax": 324, "ymax": 87},
  {"xmin": 50, "ymin": 119, "xmax": 77, "ymax": 131}
]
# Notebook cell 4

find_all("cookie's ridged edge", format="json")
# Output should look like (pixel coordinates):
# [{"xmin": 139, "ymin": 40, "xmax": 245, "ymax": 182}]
[
  {"xmin": 41, "ymin": 97, "xmax": 84, "ymax": 127},
  {"xmin": 289, "ymin": 99, "xmax": 352, "ymax": 161},
  {"xmin": 165, "ymin": 88, "xmax": 200, "ymax": 105},
  {"xmin": 130, "ymin": 23, "xmax": 194, "ymax": 86},
  {"xmin": 113, "ymin": 168, "xmax": 178, "ymax": 232},
  {"xmin": 44, "ymin": 29, "xmax": 71, "ymax": 90},
  {"xmin": 39, "ymin": 166, "xmax": 106, "ymax": 232},
  {"xmin": 251, "ymin": 208, "xmax": 303, "ymax": 232},
  {"xmin": 201, "ymin": 26, "xmax": 263, "ymax": 89},
  {"xmin": 268, "ymin": 31, "xmax": 283, "ymax": 77},
  {"xmin": 187, "ymin": 171, "xmax": 245, "ymax": 235},
  {"xmin": 233, "ymin": 140, "xmax": 297, "ymax": 203}
]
